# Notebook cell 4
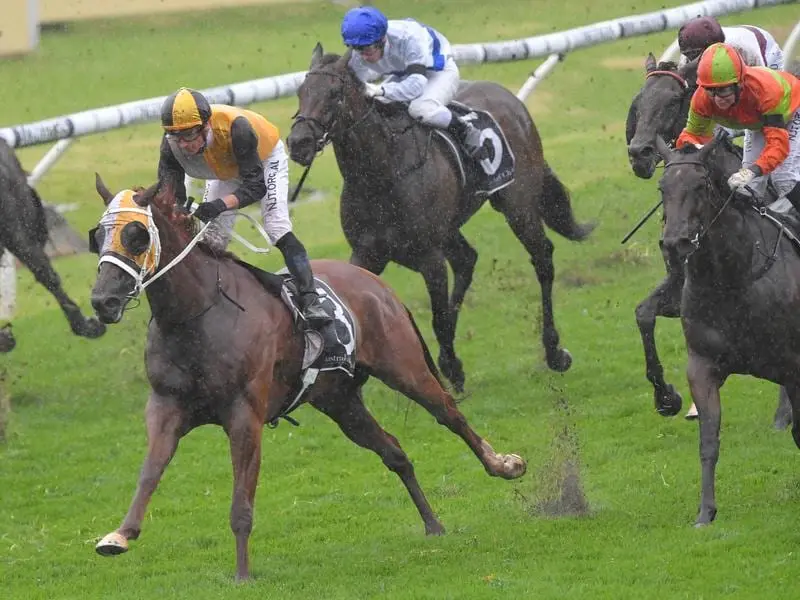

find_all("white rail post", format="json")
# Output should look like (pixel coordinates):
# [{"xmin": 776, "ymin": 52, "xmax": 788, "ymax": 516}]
[
  {"xmin": 516, "ymin": 53, "xmax": 565, "ymax": 101},
  {"xmin": 659, "ymin": 39, "xmax": 681, "ymax": 64},
  {"xmin": 783, "ymin": 19, "xmax": 800, "ymax": 68},
  {"xmin": 0, "ymin": 251, "xmax": 16, "ymax": 324},
  {"xmin": 27, "ymin": 137, "xmax": 75, "ymax": 187}
]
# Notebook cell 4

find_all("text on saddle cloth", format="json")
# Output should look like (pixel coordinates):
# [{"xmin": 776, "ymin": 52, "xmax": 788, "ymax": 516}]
[{"xmin": 447, "ymin": 101, "xmax": 516, "ymax": 196}]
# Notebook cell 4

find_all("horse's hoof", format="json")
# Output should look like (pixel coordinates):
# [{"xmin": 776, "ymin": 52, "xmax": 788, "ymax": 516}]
[
  {"xmin": 95, "ymin": 531, "xmax": 129, "ymax": 556},
  {"xmin": 500, "ymin": 453, "xmax": 527, "ymax": 479},
  {"xmin": 0, "ymin": 325, "xmax": 16, "ymax": 353},
  {"xmin": 79, "ymin": 317, "xmax": 107, "ymax": 339},
  {"xmin": 655, "ymin": 384, "xmax": 682, "ymax": 417},
  {"xmin": 684, "ymin": 404, "xmax": 699, "ymax": 421},
  {"xmin": 547, "ymin": 349, "xmax": 572, "ymax": 373},
  {"xmin": 424, "ymin": 521, "xmax": 446, "ymax": 536}
]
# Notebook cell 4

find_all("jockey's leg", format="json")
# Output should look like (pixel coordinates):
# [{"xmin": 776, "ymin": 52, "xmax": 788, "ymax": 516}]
[
  {"xmin": 275, "ymin": 232, "xmax": 331, "ymax": 327},
  {"xmin": 262, "ymin": 141, "xmax": 330, "ymax": 328},
  {"xmin": 200, "ymin": 178, "xmax": 236, "ymax": 251},
  {"xmin": 769, "ymin": 110, "xmax": 800, "ymax": 211},
  {"xmin": 741, "ymin": 129, "xmax": 770, "ymax": 203},
  {"xmin": 407, "ymin": 59, "xmax": 487, "ymax": 160}
]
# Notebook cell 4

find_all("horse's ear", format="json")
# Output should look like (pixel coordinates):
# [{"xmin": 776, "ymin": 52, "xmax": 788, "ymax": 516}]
[
  {"xmin": 310, "ymin": 42, "xmax": 324, "ymax": 70},
  {"xmin": 698, "ymin": 131, "xmax": 725, "ymax": 162},
  {"xmin": 645, "ymin": 53, "xmax": 657, "ymax": 73},
  {"xmin": 95, "ymin": 173, "xmax": 115, "ymax": 206},
  {"xmin": 133, "ymin": 181, "xmax": 160, "ymax": 207},
  {"xmin": 655, "ymin": 135, "xmax": 673, "ymax": 161},
  {"xmin": 340, "ymin": 48, "xmax": 353, "ymax": 66}
]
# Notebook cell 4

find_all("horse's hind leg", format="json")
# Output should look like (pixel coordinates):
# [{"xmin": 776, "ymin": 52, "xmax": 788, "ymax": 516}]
[
  {"xmin": 310, "ymin": 382, "xmax": 445, "ymax": 535},
  {"xmin": 3, "ymin": 234, "xmax": 105, "ymax": 340},
  {"xmin": 443, "ymin": 231, "xmax": 478, "ymax": 314},
  {"xmin": 635, "ymin": 268, "xmax": 684, "ymax": 417},
  {"xmin": 773, "ymin": 387, "xmax": 793, "ymax": 431},
  {"xmin": 368, "ymin": 314, "xmax": 526, "ymax": 481},
  {"xmin": 96, "ymin": 395, "xmax": 184, "ymax": 556},
  {"xmin": 492, "ymin": 201, "xmax": 571, "ymax": 372}
]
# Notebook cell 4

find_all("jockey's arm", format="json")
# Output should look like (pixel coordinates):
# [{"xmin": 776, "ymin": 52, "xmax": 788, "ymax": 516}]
[
  {"xmin": 157, "ymin": 136, "xmax": 188, "ymax": 205},
  {"xmin": 381, "ymin": 65, "xmax": 427, "ymax": 102},
  {"xmin": 226, "ymin": 117, "xmax": 267, "ymax": 210},
  {"xmin": 753, "ymin": 114, "xmax": 789, "ymax": 175},
  {"xmin": 676, "ymin": 94, "xmax": 715, "ymax": 148}
]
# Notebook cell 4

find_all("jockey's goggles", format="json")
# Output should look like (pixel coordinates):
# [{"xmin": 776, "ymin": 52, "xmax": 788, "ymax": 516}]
[
  {"xmin": 683, "ymin": 48, "xmax": 704, "ymax": 61},
  {"xmin": 705, "ymin": 85, "xmax": 737, "ymax": 98},
  {"xmin": 348, "ymin": 42, "xmax": 380, "ymax": 52},
  {"xmin": 166, "ymin": 126, "xmax": 205, "ymax": 142}
]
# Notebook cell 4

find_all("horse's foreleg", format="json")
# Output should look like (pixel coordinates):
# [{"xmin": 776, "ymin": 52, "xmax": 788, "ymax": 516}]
[
  {"xmin": 417, "ymin": 252, "xmax": 464, "ymax": 393},
  {"xmin": 635, "ymin": 269, "xmax": 684, "ymax": 417},
  {"xmin": 226, "ymin": 399, "xmax": 263, "ymax": 582},
  {"xmin": 501, "ymin": 212, "xmax": 571, "ymax": 372},
  {"xmin": 96, "ymin": 396, "xmax": 184, "ymax": 556},
  {"xmin": 687, "ymin": 353, "xmax": 723, "ymax": 527},
  {"xmin": 311, "ymin": 384, "xmax": 445, "ymax": 535},
  {"xmin": 443, "ymin": 231, "xmax": 478, "ymax": 320},
  {"xmin": 4, "ymin": 237, "xmax": 105, "ymax": 340}
]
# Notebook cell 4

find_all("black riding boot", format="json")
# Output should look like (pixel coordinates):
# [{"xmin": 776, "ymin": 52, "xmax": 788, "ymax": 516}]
[
  {"xmin": 787, "ymin": 182, "xmax": 800, "ymax": 214},
  {"xmin": 275, "ymin": 232, "xmax": 332, "ymax": 328},
  {"xmin": 446, "ymin": 116, "xmax": 488, "ymax": 160}
]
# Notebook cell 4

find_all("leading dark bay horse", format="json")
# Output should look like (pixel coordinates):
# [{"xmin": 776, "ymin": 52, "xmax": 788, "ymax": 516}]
[
  {"xmin": 0, "ymin": 139, "xmax": 105, "ymax": 351},
  {"xmin": 656, "ymin": 133, "xmax": 800, "ymax": 526},
  {"xmin": 625, "ymin": 54, "xmax": 791, "ymax": 427},
  {"xmin": 88, "ymin": 175, "xmax": 526, "ymax": 580},
  {"xmin": 287, "ymin": 45, "xmax": 594, "ymax": 393}
]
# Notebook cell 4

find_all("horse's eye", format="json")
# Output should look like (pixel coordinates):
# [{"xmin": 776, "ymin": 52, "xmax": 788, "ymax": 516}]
[
  {"xmin": 120, "ymin": 221, "xmax": 150, "ymax": 255},
  {"xmin": 88, "ymin": 227, "xmax": 104, "ymax": 254}
]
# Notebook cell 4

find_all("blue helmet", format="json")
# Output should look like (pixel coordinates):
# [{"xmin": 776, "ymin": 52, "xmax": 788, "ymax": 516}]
[{"xmin": 341, "ymin": 6, "xmax": 388, "ymax": 47}]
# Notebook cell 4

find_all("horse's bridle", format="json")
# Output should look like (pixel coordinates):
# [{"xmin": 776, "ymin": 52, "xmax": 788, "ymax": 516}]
[
  {"xmin": 662, "ymin": 158, "xmax": 734, "ymax": 251},
  {"xmin": 290, "ymin": 69, "xmax": 376, "ymax": 151},
  {"xmin": 644, "ymin": 69, "xmax": 694, "ymax": 147}
]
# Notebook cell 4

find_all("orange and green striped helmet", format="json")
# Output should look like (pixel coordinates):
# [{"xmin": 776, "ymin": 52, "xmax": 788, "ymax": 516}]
[
  {"xmin": 160, "ymin": 87, "xmax": 212, "ymax": 132},
  {"xmin": 697, "ymin": 43, "xmax": 745, "ymax": 88}
]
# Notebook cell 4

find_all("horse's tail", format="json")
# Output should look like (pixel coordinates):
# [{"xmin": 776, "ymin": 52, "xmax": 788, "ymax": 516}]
[
  {"xmin": 541, "ymin": 163, "xmax": 596, "ymax": 241},
  {"xmin": 404, "ymin": 304, "xmax": 443, "ymax": 387}
]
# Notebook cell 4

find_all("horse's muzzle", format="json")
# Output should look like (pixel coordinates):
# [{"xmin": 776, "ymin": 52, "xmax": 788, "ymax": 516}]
[
  {"xmin": 662, "ymin": 235, "xmax": 697, "ymax": 263},
  {"xmin": 286, "ymin": 132, "xmax": 315, "ymax": 167},
  {"xmin": 628, "ymin": 143, "xmax": 659, "ymax": 179},
  {"xmin": 91, "ymin": 292, "xmax": 125, "ymax": 324}
]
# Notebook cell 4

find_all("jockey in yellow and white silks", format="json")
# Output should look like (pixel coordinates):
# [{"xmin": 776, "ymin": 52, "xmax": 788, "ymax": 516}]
[
  {"xmin": 341, "ymin": 6, "xmax": 488, "ymax": 159},
  {"xmin": 158, "ymin": 87, "xmax": 330, "ymax": 327}
]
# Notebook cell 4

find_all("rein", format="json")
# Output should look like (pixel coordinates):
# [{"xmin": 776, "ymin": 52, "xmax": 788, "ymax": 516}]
[{"xmin": 663, "ymin": 157, "xmax": 783, "ymax": 281}]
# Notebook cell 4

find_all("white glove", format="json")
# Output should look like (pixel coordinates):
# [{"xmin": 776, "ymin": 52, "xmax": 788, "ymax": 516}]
[
  {"xmin": 364, "ymin": 83, "xmax": 384, "ymax": 98},
  {"xmin": 727, "ymin": 167, "xmax": 756, "ymax": 190}
]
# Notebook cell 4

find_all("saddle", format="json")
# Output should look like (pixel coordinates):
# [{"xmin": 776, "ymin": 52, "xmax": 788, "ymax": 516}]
[
  {"xmin": 759, "ymin": 197, "xmax": 800, "ymax": 254},
  {"xmin": 233, "ymin": 259, "xmax": 357, "ymax": 425},
  {"xmin": 375, "ymin": 100, "xmax": 516, "ymax": 196}
]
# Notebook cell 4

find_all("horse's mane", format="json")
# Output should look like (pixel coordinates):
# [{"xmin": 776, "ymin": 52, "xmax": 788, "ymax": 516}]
[
  {"xmin": 134, "ymin": 182, "xmax": 240, "ymax": 261},
  {"xmin": 656, "ymin": 61, "xmax": 679, "ymax": 71}
]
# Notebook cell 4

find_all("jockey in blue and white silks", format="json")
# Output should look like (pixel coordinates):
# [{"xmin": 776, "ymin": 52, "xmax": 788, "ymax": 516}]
[{"xmin": 341, "ymin": 6, "xmax": 488, "ymax": 159}]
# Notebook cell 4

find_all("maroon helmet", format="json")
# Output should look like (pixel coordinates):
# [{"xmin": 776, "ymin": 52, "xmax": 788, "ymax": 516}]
[{"xmin": 678, "ymin": 16, "xmax": 725, "ymax": 61}]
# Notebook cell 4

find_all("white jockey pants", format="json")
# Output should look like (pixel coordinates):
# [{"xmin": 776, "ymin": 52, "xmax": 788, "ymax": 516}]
[
  {"xmin": 402, "ymin": 58, "xmax": 460, "ymax": 129},
  {"xmin": 185, "ymin": 140, "xmax": 292, "ymax": 250},
  {"xmin": 743, "ymin": 109, "xmax": 800, "ymax": 199}
]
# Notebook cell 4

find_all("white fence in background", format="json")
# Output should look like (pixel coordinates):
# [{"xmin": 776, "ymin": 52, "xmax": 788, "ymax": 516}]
[{"xmin": 0, "ymin": 0, "xmax": 797, "ymax": 322}]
